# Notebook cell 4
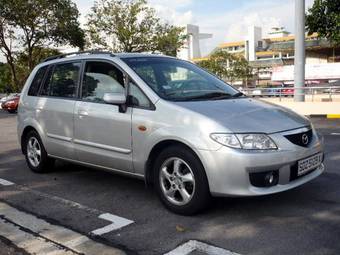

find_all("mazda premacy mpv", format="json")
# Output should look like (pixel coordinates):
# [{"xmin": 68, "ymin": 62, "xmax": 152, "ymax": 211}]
[{"xmin": 18, "ymin": 51, "xmax": 324, "ymax": 215}]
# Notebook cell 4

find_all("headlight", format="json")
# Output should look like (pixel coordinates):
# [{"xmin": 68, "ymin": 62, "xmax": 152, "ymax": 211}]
[
  {"xmin": 210, "ymin": 133, "xmax": 241, "ymax": 148},
  {"xmin": 210, "ymin": 133, "xmax": 277, "ymax": 150}
]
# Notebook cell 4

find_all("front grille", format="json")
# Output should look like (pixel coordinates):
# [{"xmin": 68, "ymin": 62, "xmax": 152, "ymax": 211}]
[{"xmin": 284, "ymin": 129, "xmax": 313, "ymax": 147}]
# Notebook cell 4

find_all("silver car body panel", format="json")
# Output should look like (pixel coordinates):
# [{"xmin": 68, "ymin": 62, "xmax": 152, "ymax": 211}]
[{"xmin": 18, "ymin": 53, "xmax": 324, "ymax": 197}]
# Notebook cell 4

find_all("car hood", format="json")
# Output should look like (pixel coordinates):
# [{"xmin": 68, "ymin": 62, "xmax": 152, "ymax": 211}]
[{"xmin": 174, "ymin": 98, "xmax": 310, "ymax": 133}]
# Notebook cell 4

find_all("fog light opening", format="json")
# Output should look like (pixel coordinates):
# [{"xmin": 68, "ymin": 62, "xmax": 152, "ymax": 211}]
[
  {"xmin": 264, "ymin": 171, "xmax": 278, "ymax": 187},
  {"xmin": 249, "ymin": 170, "xmax": 279, "ymax": 187}
]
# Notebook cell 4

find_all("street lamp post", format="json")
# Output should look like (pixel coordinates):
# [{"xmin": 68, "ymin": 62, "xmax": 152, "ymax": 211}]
[{"xmin": 294, "ymin": 0, "xmax": 306, "ymax": 102}]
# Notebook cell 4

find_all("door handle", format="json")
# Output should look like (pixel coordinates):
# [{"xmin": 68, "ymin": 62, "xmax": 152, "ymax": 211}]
[
  {"xmin": 36, "ymin": 106, "xmax": 43, "ymax": 112},
  {"xmin": 78, "ymin": 110, "xmax": 89, "ymax": 117}
]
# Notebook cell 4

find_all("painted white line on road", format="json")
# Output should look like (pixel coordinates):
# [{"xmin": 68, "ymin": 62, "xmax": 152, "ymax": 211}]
[
  {"xmin": 91, "ymin": 213, "xmax": 134, "ymax": 236},
  {"xmin": 164, "ymin": 240, "xmax": 241, "ymax": 255},
  {"xmin": 0, "ymin": 178, "xmax": 14, "ymax": 186},
  {"xmin": 0, "ymin": 202, "xmax": 125, "ymax": 255},
  {"xmin": 331, "ymin": 133, "xmax": 340, "ymax": 135},
  {"xmin": 2, "ymin": 182, "xmax": 134, "ymax": 236},
  {"xmin": 11, "ymin": 183, "xmax": 134, "ymax": 235}
]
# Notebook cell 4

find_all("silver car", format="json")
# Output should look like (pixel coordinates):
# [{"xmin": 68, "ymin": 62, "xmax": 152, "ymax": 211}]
[{"xmin": 17, "ymin": 52, "xmax": 324, "ymax": 215}]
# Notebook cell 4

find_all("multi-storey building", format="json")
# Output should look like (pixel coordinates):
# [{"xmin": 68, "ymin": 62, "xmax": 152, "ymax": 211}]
[{"xmin": 187, "ymin": 26, "xmax": 340, "ymax": 87}]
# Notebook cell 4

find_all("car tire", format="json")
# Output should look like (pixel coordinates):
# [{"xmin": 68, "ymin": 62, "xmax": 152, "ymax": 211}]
[
  {"xmin": 8, "ymin": 110, "xmax": 16, "ymax": 113},
  {"xmin": 154, "ymin": 145, "xmax": 211, "ymax": 215},
  {"xmin": 24, "ymin": 130, "xmax": 55, "ymax": 173}
]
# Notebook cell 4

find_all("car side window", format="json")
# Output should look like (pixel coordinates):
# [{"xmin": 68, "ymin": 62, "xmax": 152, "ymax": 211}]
[
  {"xmin": 40, "ymin": 67, "xmax": 53, "ymax": 96},
  {"xmin": 40, "ymin": 62, "xmax": 80, "ymax": 98},
  {"xmin": 82, "ymin": 61, "xmax": 125, "ymax": 103},
  {"xmin": 28, "ymin": 66, "xmax": 48, "ymax": 96},
  {"xmin": 128, "ymin": 81, "xmax": 152, "ymax": 109},
  {"xmin": 49, "ymin": 62, "xmax": 81, "ymax": 98}
]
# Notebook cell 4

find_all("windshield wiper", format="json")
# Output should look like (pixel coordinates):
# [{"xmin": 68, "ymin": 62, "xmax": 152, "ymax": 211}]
[
  {"xmin": 185, "ymin": 92, "xmax": 233, "ymax": 101},
  {"xmin": 232, "ymin": 92, "xmax": 245, "ymax": 98}
]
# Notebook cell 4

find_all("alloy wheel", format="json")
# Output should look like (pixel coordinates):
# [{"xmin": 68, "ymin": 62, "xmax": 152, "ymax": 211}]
[
  {"xmin": 27, "ymin": 137, "xmax": 41, "ymax": 167},
  {"xmin": 159, "ymin": 157, "xmax": 196, "ymax": 206}
]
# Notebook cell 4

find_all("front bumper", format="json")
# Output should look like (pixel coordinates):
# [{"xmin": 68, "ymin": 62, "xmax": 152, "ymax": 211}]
[{"xmin": 198, "ymin": 129, "xmax": 324, "ymax": 196}]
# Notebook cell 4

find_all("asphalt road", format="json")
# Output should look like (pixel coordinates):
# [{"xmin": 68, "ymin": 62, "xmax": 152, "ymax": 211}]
[{"xmin": 0, "ymin": 110, "xmax": 340, "ymax": 255}]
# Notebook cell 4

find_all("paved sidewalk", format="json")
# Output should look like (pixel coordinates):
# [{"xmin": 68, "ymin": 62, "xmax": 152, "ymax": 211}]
[{"xmin": 0, "ymin": 238, "xmax": 28, "ymax": 255}]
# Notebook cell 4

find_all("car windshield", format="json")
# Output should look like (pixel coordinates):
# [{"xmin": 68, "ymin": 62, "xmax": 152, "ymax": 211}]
[{"xmin": 122, "ymin": 57, "xmax": 242, "ymax": 101}]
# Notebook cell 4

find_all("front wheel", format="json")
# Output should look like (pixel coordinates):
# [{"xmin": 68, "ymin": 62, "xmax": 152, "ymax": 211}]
[
  {"xmin": 24, "ymin": 130, "xmax": 55, "ymax": 173},
  {"xmin": 154, "ymin": 146, "xmax": 210, "ymax": 215}
]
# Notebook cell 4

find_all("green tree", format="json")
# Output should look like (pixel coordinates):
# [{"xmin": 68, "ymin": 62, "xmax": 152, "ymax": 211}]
[
  {"xmin": 86, "ymin": 0, "xmax": 185, "ymax": 56},
  {"xmin": 17, "ymin": 48, "xmax": 62, "ymax": 86},
  {"xmin": 0, "ymin": 62, "xmax": 11, "ymax": 93},
  {"xmin": 0, "ymin": 0, "xmax": 84, "ymax": 91},
  {"xmin": 306, "ymin": 0, "xmax": 340, "ymax": 45},
  {"xmin": 197, "ymin": 50, "xmax": 253, "ymax": 85}
]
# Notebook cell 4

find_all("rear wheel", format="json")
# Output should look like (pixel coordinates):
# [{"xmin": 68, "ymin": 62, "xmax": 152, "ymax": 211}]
[
  {"xmin": 24, "ymin": 130, "xmax": 55, "ymax": 173},
  {"xmin": 7, "ymin": 109, "xmax": 16, "ymax": 113},
  {"xmin": 154, "ymin": 146, "xmax": 210, "ymax": 215}
]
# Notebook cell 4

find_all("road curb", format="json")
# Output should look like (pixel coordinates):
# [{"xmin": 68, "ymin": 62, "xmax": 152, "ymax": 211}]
[{"xmin": 308, "ymin": 114, "xmax": 340, "ymax": 119}]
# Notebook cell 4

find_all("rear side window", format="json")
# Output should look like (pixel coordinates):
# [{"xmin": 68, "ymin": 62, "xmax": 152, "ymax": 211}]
[
  {"xmin": 40, "ymin": 67, "xmax": 53, "ymax": 96},
  {"xmin": 28, "ymin": 66, "xmax": 47, "ymax": 96},
  {"xmin": 40, "ymin": 62, "xmax": 81, "ymax": 98}
]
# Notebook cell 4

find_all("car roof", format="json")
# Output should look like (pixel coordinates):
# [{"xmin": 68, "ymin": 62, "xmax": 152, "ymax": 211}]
[
  {"xmin": 115, "ymin": 52, "xmax": 173, "ymax": 59},
  {"xmin": 40, "ymin": 51, "xmax": 173, "ymax": 65}
]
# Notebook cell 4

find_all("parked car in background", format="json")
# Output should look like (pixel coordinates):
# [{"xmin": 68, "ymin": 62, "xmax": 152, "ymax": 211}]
[
  {"xmin": 1, "ymin": 94, "xmax": 20, "ymax": 113},
  {"xmin": 18, "ymin": 52, "xmax": 324, "ymax": 215},
  {"xmin": 264, "ymin": 87, "xmax": 281, "ymax": 97},
  {"xmin": 251, "ymin": 89, "xmax": 262, "ymax": 97},
  {"xmin": 0, "ymin": 93, "xmax": 20, "ymax": 109},
  {"xmin": 282, "ymin": 85, "xmax": 294, "ymax": 97}
]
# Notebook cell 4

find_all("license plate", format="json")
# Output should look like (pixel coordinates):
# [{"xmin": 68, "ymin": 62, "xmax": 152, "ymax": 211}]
[{"xmin": 298, "ymin": 153, "xmax": 323, "ymax": 176}]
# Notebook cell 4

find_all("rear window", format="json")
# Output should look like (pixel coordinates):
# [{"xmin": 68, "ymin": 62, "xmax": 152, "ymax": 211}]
[{"xmin": 28, "ymin": 66, "xmax": 48, "ymax": 96}]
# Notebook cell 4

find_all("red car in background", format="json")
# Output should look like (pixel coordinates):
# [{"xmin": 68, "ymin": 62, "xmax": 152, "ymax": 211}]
[
  {"xmin": 1, "ymin": 95, "xmax": 20, "ymax": 113},
  {"xmin": 282, "ymin": 85, "xmax": 294, "ymax": 97}
]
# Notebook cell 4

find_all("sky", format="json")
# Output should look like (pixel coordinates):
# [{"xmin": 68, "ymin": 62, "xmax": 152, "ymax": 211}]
[
  {"xmin": 73, "ymin": 0, "xmax": 315, "ymax": 56},
  {"xmin": 1, "ymin": 0, "xmax": 315, "ymax": 62}
]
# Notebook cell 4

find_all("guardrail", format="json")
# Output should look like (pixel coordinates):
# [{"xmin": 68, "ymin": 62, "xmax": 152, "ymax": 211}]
[{"xmin": 241, "ymin": 86, "xmax": 340, "ymax": 102}]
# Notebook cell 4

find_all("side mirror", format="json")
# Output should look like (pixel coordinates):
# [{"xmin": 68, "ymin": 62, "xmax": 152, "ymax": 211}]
[{"xmin": 103, "ymin": 92, "xmax": 126, "ymax": 105}]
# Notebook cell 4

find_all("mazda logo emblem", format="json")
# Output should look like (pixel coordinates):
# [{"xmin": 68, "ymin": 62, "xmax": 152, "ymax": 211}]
[{"xmin": 302, "ymin": 134, "xmax": 309, "ymax": 145}]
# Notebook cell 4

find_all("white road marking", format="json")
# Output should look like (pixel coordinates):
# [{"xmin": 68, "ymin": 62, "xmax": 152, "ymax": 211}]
[
  {"xmin": 0, "ymin": 202, "xmax": 125, "ymax": 255},
  {"xmin": 0, "ymin": 178, "xmax": 14, "ymax": 186},
  {"xmin": 331, "ymin": 133, "xmax": 340, "ymax": 135},
  {"xmin": 164, "ymin": 240, "xmax": 241, "ymax": 255},
  {"xmin": 91, "ymin": 213, "xmax": 134, "ymax": 236},
  {"xmin": 1, "ymin": 181, "xmax": 134, "ymax": 236}
]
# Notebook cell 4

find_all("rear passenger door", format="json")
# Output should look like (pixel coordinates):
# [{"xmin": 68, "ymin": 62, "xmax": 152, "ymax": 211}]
[
  {"xmin": 36, "ymin": 61, "xmax": 81, "ymax": 159},
  {"xmin": 74, "ymin": 60, "xmax": 133, "ymax": 172}
]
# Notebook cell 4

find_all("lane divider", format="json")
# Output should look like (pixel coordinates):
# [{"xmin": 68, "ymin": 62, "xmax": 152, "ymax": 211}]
[
  {"xmin": 91, "ymin": 213, "xmax": 134, "ymax": 236},
  {"xmin": 164, "ymin": 240, "xmax": 241, "ymax": 255}
]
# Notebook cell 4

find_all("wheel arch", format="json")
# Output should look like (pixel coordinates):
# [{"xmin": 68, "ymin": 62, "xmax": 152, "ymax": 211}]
[
  {"xmin": 144, "ymin": 139, "xmax": 208, "ymax": 188},
  {"xmin": 20, "ymin": 126, "xmax": 39, "ymax": 154}
]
